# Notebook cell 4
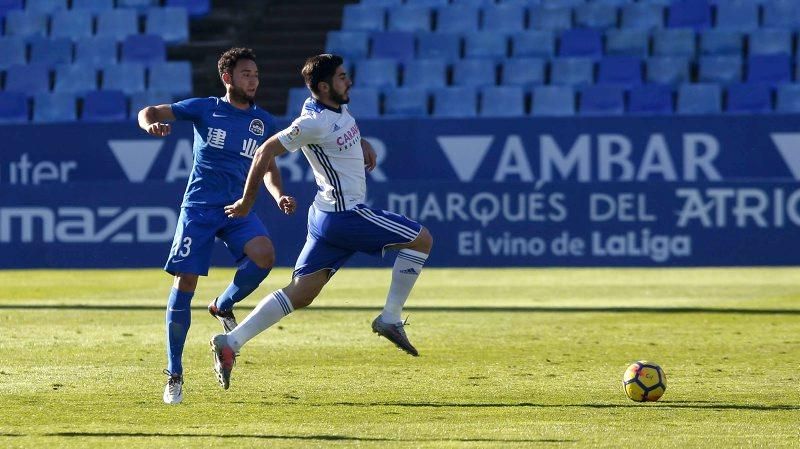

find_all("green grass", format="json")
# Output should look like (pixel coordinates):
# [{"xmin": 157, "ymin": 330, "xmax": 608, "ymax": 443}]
[{"xmin": 1, "ymin": 267, "xmax": 799, "ymax": 448}]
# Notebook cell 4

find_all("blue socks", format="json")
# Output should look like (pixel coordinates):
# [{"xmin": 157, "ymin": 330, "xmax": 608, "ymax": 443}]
[
  {"xmin": 165, "ymin": 288, "xmax": 194, "ymax": 375},
  {"xmin": 215, "ymin": 259, "xmax": 271, "ymax": 312}
]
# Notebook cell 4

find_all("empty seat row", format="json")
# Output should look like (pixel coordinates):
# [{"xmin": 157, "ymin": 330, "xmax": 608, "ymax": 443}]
[
  {"xmin": 1, "ymin": 62, "xmax": 192, "ymax": 96},
  {"xmin": 284, "ymin": 82, "xmax": 800, "ymax": 118},
  {"xmin": 0, "ymin": 0, "xmax": 209, "ymax": 17},
  {"xmin": 0, "ymin": 35, "xmax": 168, "ymax": 69},
  {"xmin": 2, "ymin": 7, "xmax": 189, "ymax": 42},
  {"xmin": 0, "ymin": 90, "xmax": 174, "ymax": 123},
  {"xmin": 344, "ymin": 0, "xmax": 800, "ymax": 34}
]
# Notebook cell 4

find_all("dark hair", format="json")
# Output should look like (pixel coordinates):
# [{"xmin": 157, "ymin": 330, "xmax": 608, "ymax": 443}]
[
  {"xmin": 218, "ymin": 47, "xmax": 257, "ymax": 80},
  {"xmin": 302, "ymin": 54, "xmax": 344, "ymax": 94}
]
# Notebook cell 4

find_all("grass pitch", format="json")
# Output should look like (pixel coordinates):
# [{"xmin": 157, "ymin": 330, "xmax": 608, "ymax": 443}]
[{"xmin": 0, "ymin": 267, "xmax": 799, "ymax": 448}]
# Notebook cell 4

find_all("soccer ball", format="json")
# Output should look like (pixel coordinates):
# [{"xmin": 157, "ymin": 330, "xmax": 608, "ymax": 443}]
[{"xmin": 623, "ymin": 361, "xmax": 666, "ymax": 402}]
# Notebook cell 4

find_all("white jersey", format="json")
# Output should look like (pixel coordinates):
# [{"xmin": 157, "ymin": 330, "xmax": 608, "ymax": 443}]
[{"xmin": 277, "ymin": 97, "xmax": 365, "ymax": 212}]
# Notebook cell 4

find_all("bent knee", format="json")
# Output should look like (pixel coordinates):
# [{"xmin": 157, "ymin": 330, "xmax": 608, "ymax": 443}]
[
  {"xmin": 291, "ymin": 294, "xmax": 316, "ymax": 310},
  {"xmin": 173, "ymin": 273, "xmax": 198, "ymax": 292},
  {"xmin": 251, "ymin": 251, "xmax": 275, "ymax": 270},
  {"xmin": 414, "ymin": 227, "xmax": 433, "ymax": 253}
]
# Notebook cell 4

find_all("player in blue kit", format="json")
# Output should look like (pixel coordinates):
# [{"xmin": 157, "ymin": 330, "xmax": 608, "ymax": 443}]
[
  {"xmin": 209, "ymin": 54, "xmax": 434, "ymax": 390},
  {"xmin": 137, "ymin": 48, "xmax": 297, "ymax": 404}
]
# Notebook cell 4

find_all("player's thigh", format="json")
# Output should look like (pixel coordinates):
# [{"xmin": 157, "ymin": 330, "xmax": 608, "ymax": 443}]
[
  {"xmin": 341, "ymin": 205, "xmax": 423, "ymax": 254},
  {"xmin": 164, "ymin": 208, "xmax": 218, "ymax": 276},
  {"xmin": 218, "ymin": 213, "xmax": 272, "ymax": 265},
  {"xmin": 293, "ymin": 232, "xmax": 354, "ymax": 279}
]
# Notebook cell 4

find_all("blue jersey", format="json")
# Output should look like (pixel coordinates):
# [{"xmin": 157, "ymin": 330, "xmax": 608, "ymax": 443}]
[{"xmin": 171, "ymin": 97, "xmax": 276, "ymax": 208}]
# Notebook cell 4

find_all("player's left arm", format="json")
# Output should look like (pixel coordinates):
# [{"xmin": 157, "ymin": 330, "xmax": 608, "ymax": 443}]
[
  {"xmin": 263, "ymin": 155, "xmax": 296, "ymax": 215},
  {"xmin": 225, "ymin": 135, "xmax": 287, "ymax": 218},
  {"xmin": 361, "ymin": 138, "xmax": 377, "ymax": 172}
]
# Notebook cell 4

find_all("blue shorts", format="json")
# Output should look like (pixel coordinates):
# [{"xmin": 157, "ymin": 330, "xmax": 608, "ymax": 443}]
[
  {"xmin": 164, "ymin": 206, "xmax": 270, "ymax": 276},
  {"xmin": 293, "ymin": 203, "xmax": 422, "ymax": 278}
]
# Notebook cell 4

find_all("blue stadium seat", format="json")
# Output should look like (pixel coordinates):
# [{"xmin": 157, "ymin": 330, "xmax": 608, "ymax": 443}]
[
  {"xmin": 575, "ymin": 2, "xmax": 618, "ymax": 29},
  {"xmin": 464, "ymin": 31, "xmax": 508, "ymax": 60},
  {"xmin": 0, "ymin": 37, "xmax": 26, "ymax": 70},
  {"xmin": 529, "ymin": 6, "xmax": 572, "ymax": 31},
  {"xmin": 479, "ymin": 85, "xmax": 525, "ymax": 117},
  {"xmin": 346, "ymin": 87, "xmax": 380, "ymax": 118},
  {"xmin": 749, "ymin": 29, "xmax": 792, "ymax": 56},
  {"xmin": 605, "ymin": 29, "xmax": 649, "ymax": 57},
  {"xmin": 432, "ymin": 86, "xmax": 478, "ymax": 117},
  {"xmin": 0, "ymin": 91, "xmax": 28, "ymax": 123},
  {"xmin": 532, "ymin": 85, "xmax": 575, "ymax": 116},
  {"xmin": 54, "ymin": 64, "xmax": 95, "ymax": 96},
  {"xmin": 360, "ymin": 0, "xmax": 402, "ymax": 6},
  {"xmin": 436, "ymin": 5, "xmax": 479, "ymax": 33},
  {"xmin": 371, "ymin": 31, "xmax": 415, "ymax": 61},
  {"xmin": 640, "ymin": 0, "xmax": 674, "ymax": 6},
  {"xmin": 417, "ymin": 32, "xmax": 461, "ymax": 62},
  {"xmin": 4, "ymin": 10, "xmax": 48, "ymax": 41},
  {"xmin": 75, "ymin": 37, "xmax": 117, "ymax": 68},
  {"xmin": 165, "ymin": 0, "xmax": 210, "ymax": 17},
  {"xmin": 341, "ymin": 5, "xmax": 385, "ymax": 32},
  {"xmin": 453, "ymin": 58, "xmax": 497, "ymax": 88},
  {"xmin": 667, "ymin": 0, "xmax": 711, "ymax": 30},
  {"xmin": 25, "ymin": 0, "xmax": 66, "ymax": 14},
  {"xmin": 591, "ymin": 0, "xmax": 632, "ymax": 5},
  {"xmin": 71, "ymin": 0, "xmax": 113, "ymax": 14},
  {"xmin": 579, "ymin": 85, "xmax": 625, "ymax": 115},
  {"xmin": 501, "ymin": 58, "xmax": 546, "ymax": 90},
  {"xmin": 652, "ymin": 29, "xmax": 696, "ymax": 57},
  {"xmin": 700, "ymin": 30, "xmax": 742, "ymax": 56},
  {"xmin": 482, "ymin": 4, "xmax": 525, "ymax": 33},
  {"xmin": 97, "ymin": 9, "xmax": 139, "ymax": 41},
  {"xmin": 50, "ymin": 10, "xmax": 93, "ymax": 41},
  {"xmin": 715, "ymin": 1, "xmax": 759, "ymax": 31},
  {"xmin": 30, "ymin": 38, "xmax": 73, "ymax": 68},
  {"xmin": 726, "ymin": 83, "xmax": 772, "ymax": 113},
  {"xmin": 698, "ymin": 55, "xmax": 742, "ymax": 84},
  {"xmin": 82, "ymin": 89, "xmax": 127, "ymax": 122},
  {"xmin": 383, "ymin": 86, "xmax": 429, "ymax": 116},
  {"xmin": 402, "ymin": 59, "xmax": 447, "ymax": 89},
  {"xmin": 620, "ymin": 3, "xmax": 664, "ymax": 29},
  {"xmin": 406, "ymin": 0, "xmax": 448, "ymax": 6},
  {"xmin": 387, "ymin": 6, "xmax": 431, "ymax": 32},
  {"xmin": 102, "ymin": 63, "xmax": 145, "ymax": 94},
  {"xmin": 559, "ymin": 29, "xmax": 603, "ymax": 58},
  {"xmin": 129, "ymin": 90, "xmax": 172, "ymax": 119},
  {"xmin": 0, "ymin": 0, "xmax": 22, "ymax": 19},
  {"xmin": 542, "ymin": 0, "xmax": 584, "ymax": 7},
  {"xmin": 354, "ymin": 58, "xmax": 398, "ymax": 89},
  {"xmin": 550, "ymin": 57, "xmax": 594, "ymax": 86},
  {"xmin": 762, "ymin": 0, "xmax": 800, "ymax": 29},
  {"xmin": 4, "ymin": 64, "xmax": 50, "ymax": 96},
  {"xmin": 122, "ymin": 34, "xmax": 166, "ymax": 65},
  {"xmin": 511, "ymin": 30, "xmax": 555, "ymax": 58},
  {"xmin": 148, "ymin": 61, "xmax": 192, "ymax": 97},
  {"xmin": 117, "ymin": 0, "xmax": 158, "ymax": 12},
  {"xmin": 776, "ymin": 84, "xmax": 800, "ymax": 113},
  {"xmin": 285, "ymin": 87, "xmax": 309, "ymax": 117},
  {"xmin": 747, "ymin": 54, "xmax": 791, "ymax": 85},
  {"xmin": 33, "ymin": 92, "xmax": 76, "ymax": 122},
  {"xmin": 628, "ymin": 84, "xmax": 673, "ymax": 114},
  {"xmin": 677, "ymin": 83, "xmax": 721, "ymax": 114},
  {"xmin": 326, "ymin": 31, "xmax": 370, "ymax": 61},
  {"xmin": 646, "ymin": 56, "xmax": 691, "ymax": 85},
  {"xmin": 597, "ymin": 56, "xmax": 642, "ymax": 86},
  {"xmin": 146, "ymin": 7, "xmax": 190, "ymax": 44}
]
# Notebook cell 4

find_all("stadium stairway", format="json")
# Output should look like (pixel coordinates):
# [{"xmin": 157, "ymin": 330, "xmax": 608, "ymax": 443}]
[{"xmin": 169, "ymin": 0, "xmax": 356, "ymax": 115}]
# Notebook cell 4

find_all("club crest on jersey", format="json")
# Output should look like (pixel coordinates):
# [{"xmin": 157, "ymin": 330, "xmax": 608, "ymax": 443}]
[
  {"xmin": 285, "ymin": 125, "xmax": 301, "ymax": 141},
  {"xmin": 249, "ymin": 119, "xmax": 265, "ymax": 136}
]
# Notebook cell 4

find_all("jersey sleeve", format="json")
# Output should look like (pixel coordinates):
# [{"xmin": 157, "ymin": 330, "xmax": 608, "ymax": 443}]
[
  {"xmin": 277, "ymin": 114, "xmax": 325, "ymax": 152},
  {"xmin": 171, "ymin": 97, "xmax": 212, "ymax": 121}
]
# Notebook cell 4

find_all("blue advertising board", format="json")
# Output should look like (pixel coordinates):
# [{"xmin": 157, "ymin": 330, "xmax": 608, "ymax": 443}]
[{"xmin": 1, "ymin": 115, "xmax": 799, "ymax": 268}]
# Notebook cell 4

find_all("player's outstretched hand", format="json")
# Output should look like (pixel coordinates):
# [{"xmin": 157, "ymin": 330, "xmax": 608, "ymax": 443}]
[
  {"xmin": 146, "ymin": 122, "xmax": 171, "ymax": 137},
  {"xmin": 363, "ymin": 144, "xmax": 376, "ymax": 172},
  {"xmin": 278, "ymin": 195, "xmax": 297, "ymax": 215},
  {"xmin": 224, "ymin": 198, "xmax": 252, "ymax": 218}
]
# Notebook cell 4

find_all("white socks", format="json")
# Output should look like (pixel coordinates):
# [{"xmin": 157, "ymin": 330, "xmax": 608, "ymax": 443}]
[
  {"xmin": 381, "ymin": 249, "xmax": 428, "ymax": 324},
  {"xmin": 227, "ymin": 289, "xmax": 293, "ymax": 352}
]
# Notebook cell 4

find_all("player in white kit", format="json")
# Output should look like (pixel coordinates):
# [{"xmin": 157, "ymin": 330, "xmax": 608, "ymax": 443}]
[{"xmin": 209, "ymin": 54, "xmax": 433, "ymax": 389}]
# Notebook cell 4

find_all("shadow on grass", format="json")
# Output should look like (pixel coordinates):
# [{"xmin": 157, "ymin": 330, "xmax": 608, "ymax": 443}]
[
  {"xmin": 46, "ymin": 432, "xmax": 573, "ymax": 443},
  {"xmin": 2, "ymin": 304, "xmax": 800, "ymax": 315},
  {"xmin": 328, "ymin": 401, "xmax": 800, "ymax": 411}
]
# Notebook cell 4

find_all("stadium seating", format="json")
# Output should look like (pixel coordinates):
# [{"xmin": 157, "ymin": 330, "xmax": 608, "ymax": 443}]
[
  {"xmin": 511, "ymin": 31, "xmax": 555, "ymax": 58},
  {"xmin": 402, "ymin": 59, "xmax": 447, "ymax": 89},
  {"xmin": 383, "ymin": 86, "xmax": 428, "ymax": 116},
  {"xmin": 620, "ymin": 3, "xmax": 664, "ymax": 29},
  {"xmin": 501, "ymin": 58, "xmax": 546, "ymax": 90},
  {"xmin": 628, "ymin": 84, "xmax": 673, "ymax": 115},
  {"xmin": 776, "ymin": 84, "xmax": 800, "ymax": 113},
  {"xmin": 579, "ymin": 85, "xmax": 625, "ymax": 115},
  {"xmin": 698, "ymin": 56, "xmax": 742, "ymax": 84},
  {"xmin": 326, "ymin": 31, "xmax": 370, "ymax": 61},
  {"xmin": 26, "ymin": 0, "xmax": 66, "ymax": 14},
  {"xmin": 82, "ymin": 89, "xmax": 127, "ymax": 121},
  {"xmin": 0, "ymin": 37, "xmax": 26, "ymax": 69},
  {"xmin": 117, "ymin": 0, "xmax": 158, "ymax": 12},
  {"xmin": 71, "ymin": 0, "xmax": 113, "ymax": 14},
  {"xmin": 0, "ymin": 91, "xmax": 28, "ymax": 123},
  {"xmin": 574, "ymin": 2, "xmax": 618, "ymax": 30},
  {"xmin": 165, "ymin": 0, "xmax": 210, "ymax": 17},
  {"xmin": 370, "ymin": 31, "xmax": 415, "ymax": 61},
  {"xmin": 550, "ymin": 58, "xmax": 594, "ymax": 87},
  {"xmin": 432, "ymin": 86, "xmax": 478, "ymax": 117},
  {"xmin": 146, "ymin": 7, "xmax": 190, "ymax": 44},
  {"xmin": 652, "ymin": 29, "xmax": 696, "ymax": 57},
  {"xmin": 387, "ymin": 6, "xmax": 431, "ymax": 32},
  {"xmin": 285, "ymin": 87, "xmax": 309, "ymax": 117},
  {"xmin": 726, "ymin": 83, "xmax": 772, "ymax": 113},
  {"xmin": 715, "ymin": 1, "xmax": 759, "ymax": 31},
  {"xmin": 417, "ymin": 33, "xmax": 461, "ymax": 62},
  {"xmin": 4, "ymin": 64, "xmax": 50, "ymax": 96},
  {"xmin": 597, "ymin": 56, "xmax": 642, "ymax": 86},
  {"xmin": 667, "ymin": 0, "xmax": 711, "ymax": 30},
  {"xmin": 677, "ymin": 83, "xmax": 721, "ymax": 114},
  {"xmin": 747, "ymin": 54, "xmax": 791, "ymax": 85},
  {"xmin": 748, "ymin": 29, "xmax": 793, "ymax": 56},
  {"xmin": 700, "ymin": 30, "xmax": 742, "ymax": 56},
  {"xmin": 646, "ymin": 56, "xmax": 691, "ymax": 85},
  {"xmin": 605, "ymin": 29, "xmax": 650, "ymax": 58},
  {"xmin": 0, "ymin": 0, "xmax": 23, "ymax": 18},
  {"xmin": 33, "ymin": 92, "xmax": 76, "ymax": 122},
  {"xmin": 96, "ymin": 9, "xmax": 139, "ymax": 41},
  {"xmin": 452, "ymin": 59, "xmax": 496, "ymax": 88},
  {"xmin": 75, "ymin": 37, "xmax": 118, "ymax": 68},
  {"xmin": 50, "ymin": 10, "xmax": 94, "ymax": 41},
  {"xmin": 354, "ymin": 59, "xmax": 399, "ymax": 89},
  {"xmin": 129, "ymin": 91, "xmax": 173, "ymax": 119},
  {"xmin": 482, "ymin": 4, "xmax": 525, "ymax": 33},
  {"xmin": 531, "ymin": 85, "xmax": 575, "ymax": 116},
  {"xmin": 5, "ymin": 10, "xmax": 48, "ymax": 40},
  {"xmin": 346, "ymin": 87, "xmax": 380, "ymax": 117},
  {"xmin": 341, "ymin": 5, "xmax": 385, "ymax": 32},
  {"xmin": 30, "ymin": 38, "xmax": 73, "ymax": 68},
  {"xmin": 529, "ymin": 6, "xmax": 572, "ymax": 31},
  {"xmin": 122, "ymin": 35, "xmax": 167, "ymax": 65},
  {"xmin": 436, "ymin": 6, "xmax": 478, "ymax": 33},
  {"xmin": 148, "ymin": 61, "xmax": 192, "ymax": 97},
  {"xmin": 464, "ymin": 32, "xmax": 507, "ymax": 60},
  {"xmin": 762, "ymin": 0, "xmax": 800, "ymax": 30},
  {"xmin": 102, "ymin": 63, "xmax": 146, "ymax": 94},
  {"xmin": 559, "ymin": 29, "xmax": 603, "ymax": 58},
  {"xmin": 54, "ymin": 64, "xmax": 96, "ymax": 97},
  {"xmin": 479, "ymin": 85, "xmax": 525, "ymax": 117}
]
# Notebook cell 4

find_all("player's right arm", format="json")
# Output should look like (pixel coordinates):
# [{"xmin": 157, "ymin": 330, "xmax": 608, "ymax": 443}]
[
  {"xmin": 137, "ymin": 104, "xmax": 175, "ymax": 137},
  {"xmin": 224, "ymin": 136, "xmax": 288, "ymax": 218}
]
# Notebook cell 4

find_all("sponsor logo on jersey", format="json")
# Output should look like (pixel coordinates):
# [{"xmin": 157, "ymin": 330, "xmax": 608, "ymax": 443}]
[
  {"xmin": 249, "ymin": 119, "xmax": 265, "ymax": 136},
  {"xmin": 285, "ymin": 125, "xmax": 301, "ymax": 142}
]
